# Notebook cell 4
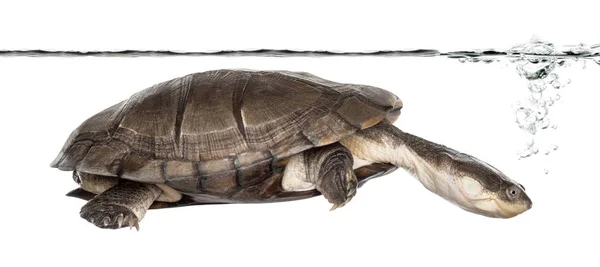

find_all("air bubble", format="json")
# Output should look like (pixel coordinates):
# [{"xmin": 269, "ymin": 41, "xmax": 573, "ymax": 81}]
[
  {"xmin": 536, "ymin": 117, "xmax": 550, "ymax": 129},
  {"xmin": 535, "ymin": 106, "xmax": 548, "ymax": 118},
  {"xmin": 458, "ymin": 58, "xmax": 467, "ymax": 63},
  {"xmin": 558, "ymin": 60, "xmax": 570, "ymax": 67},
  {"xmin": 515, "ymin": 107, "xmax": 537, "ymax": 134},
  {"xmin": 526, "ymin": 139, "xmax": 534, "ymax": 147},
  {"xmin": 537, "ymin": 99, "xmax": 547, "ymax": 107},
  {"xmin": 544, "ymin": 169, "xmax": 549, "ymax": 174},
  {"xmin": 517, "ymin": 61, "xmax": 556, "ymax": 80},
  {"xmin": 528, "ymin": 81, "xmax": 547, "ymax": 92},
  {"xmin": 530, "ymin": 91, "xmax": 543, "ymax": 101},
  {"xmin": 544, "ymin": 150, "xmax": 550, "ymax": 155}
]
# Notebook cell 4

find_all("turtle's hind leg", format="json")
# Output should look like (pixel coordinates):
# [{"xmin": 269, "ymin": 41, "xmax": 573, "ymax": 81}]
[{"xmin": 80, "ymin": 180, "xmax": 161, "ymax": 230}]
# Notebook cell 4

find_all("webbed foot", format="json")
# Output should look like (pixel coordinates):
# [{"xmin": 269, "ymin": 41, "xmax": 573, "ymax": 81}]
[
  {"xmin": 80, "ymin": 202, "xmax": 140, "ymax": 230},
  {"xmin": 78, "ymin": 180, "xmax": 161, "ymax": 230}
]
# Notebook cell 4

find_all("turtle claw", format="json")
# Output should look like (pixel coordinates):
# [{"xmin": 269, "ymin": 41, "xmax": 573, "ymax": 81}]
[
  {"xmin": 330, "ymin": 203, "xmax": 344, "ymax": 211},
  {"xmin": 329, "ymin": 197, "xmax": 352, "ymax": 211},
  {"xmin": 116, "ymin": 214, "xmax": 124, "ymax": 228},
  {"xmin": 330, "ymin": 203, "xmax": 340, "ymax": 211},
  {"xmin": 126, "ymin": 217, "xmax": 140, "ymax": 231}
]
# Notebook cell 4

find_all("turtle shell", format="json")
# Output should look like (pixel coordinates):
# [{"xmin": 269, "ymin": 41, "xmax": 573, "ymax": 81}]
[{"xmin": 51, "ymin": 69, "xmax": 402, "ymax": 201}]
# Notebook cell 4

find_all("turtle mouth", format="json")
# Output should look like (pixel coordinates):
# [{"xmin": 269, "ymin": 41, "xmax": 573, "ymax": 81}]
[
  {"xmin": 492, "ymin": 199, "xmax": 531, "ymax": 218},
  {"xmin": 467, "ymin": 197, "xmax": 529, "ymax": 218}
]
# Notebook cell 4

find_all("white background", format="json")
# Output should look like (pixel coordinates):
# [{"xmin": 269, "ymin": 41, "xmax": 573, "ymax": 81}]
[{"xmin": 1, "ymin": 1, "xmax": 598, "ymax": 266}]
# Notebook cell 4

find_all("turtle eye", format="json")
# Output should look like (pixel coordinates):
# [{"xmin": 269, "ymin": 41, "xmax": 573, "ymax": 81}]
[{"xmin": 506, "ymin": 185, "xmax": 520, "ymax": 200}]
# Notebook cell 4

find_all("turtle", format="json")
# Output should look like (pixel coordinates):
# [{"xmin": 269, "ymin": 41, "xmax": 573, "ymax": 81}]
[{"xmin": 51, "ymin": 69, "xmax": 532, "ymax": 230}]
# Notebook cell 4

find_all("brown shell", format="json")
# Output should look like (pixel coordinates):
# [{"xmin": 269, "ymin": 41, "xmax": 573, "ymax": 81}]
[{"xmin": 51, "ymin": 69, "xmax": 401, "ymax": 199}]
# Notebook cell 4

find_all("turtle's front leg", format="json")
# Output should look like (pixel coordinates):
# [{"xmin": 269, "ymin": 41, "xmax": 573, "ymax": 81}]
[
  {"xmin": 282, "ymin": 143, "xmax": 358, "ymax": 210},
  {"xmin": 79, "ymin": 180, "xmax": 161, "ymax": 230}
]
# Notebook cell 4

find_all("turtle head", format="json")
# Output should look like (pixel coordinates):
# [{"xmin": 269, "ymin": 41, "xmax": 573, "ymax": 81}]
[{"xmin": 445, "ymin": 152, "xmax": 533, "ymax": 218}]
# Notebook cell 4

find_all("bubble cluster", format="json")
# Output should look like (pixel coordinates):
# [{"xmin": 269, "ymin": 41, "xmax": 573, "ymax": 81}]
[
  {"xmin": 453, "ymin": 37, "xmax": 598, "ymax": 166},
  {"xmin": 517, "ymin": 139, "xmax": 561, "ymax": 160},
  {"xmin": 517, "ymin": 138, "xmax": 539, "ymax": 159},
  {"xmin": 507, "ymin": 38, "xmax": 592, "ymax": 161},
  {"xmin": 512, "ymin": 72, "xmax": 565, "ymax": 136},
  {"xmin": 511, "ymin": 69, "xmax": 567, "ymax": 137}
]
